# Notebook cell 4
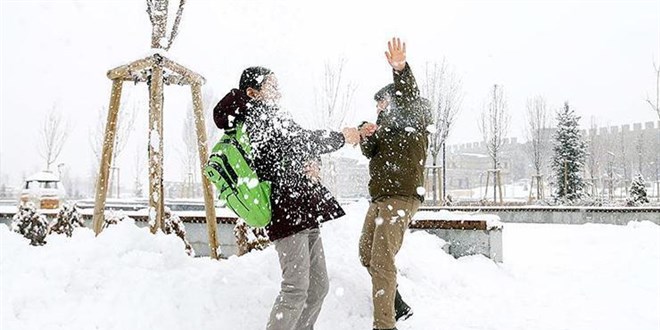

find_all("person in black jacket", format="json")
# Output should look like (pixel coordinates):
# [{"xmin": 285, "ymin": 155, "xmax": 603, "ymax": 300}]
[{"xmin": 214, "ymin": 66, "xmax": 360, "ymax": 330}]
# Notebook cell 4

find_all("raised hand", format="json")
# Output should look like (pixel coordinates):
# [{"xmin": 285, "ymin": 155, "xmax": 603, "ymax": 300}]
[
  {"xmin": 385, "ymin": 37, "xmax": 406, "ymax": 72},
  {"xmin": 359, "ymin": 122, "xmax": 378, "ymax": 139}
]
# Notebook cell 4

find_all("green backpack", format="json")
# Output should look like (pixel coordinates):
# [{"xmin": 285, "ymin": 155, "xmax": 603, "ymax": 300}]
[{"xmin": 204, "ymin": 124, "xmax": 272, "ymax": 227}]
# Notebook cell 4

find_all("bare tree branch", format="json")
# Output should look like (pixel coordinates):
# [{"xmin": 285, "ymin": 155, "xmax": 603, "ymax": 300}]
[
  {"xmin": 314, "ymin": 58, "xmax": 357, "ymax": 130},
  {"xmin": 646, "ymin": 59, "xmax": 660, "ymax": 120},
  {"xmin": 421, "ymin": 60, "xmax": 463, "ymax": 162},
  {"xmin": 38, "ymin": 106, "xmax": 69, "ymax": 171},
  {"xmin": 524, "ymin": 95, "xmax": 550, "ymax": 177},
  {"xmin": 480, "ymin": 84, "xmax": 510, "ymax": 169},
  {"xmin": 146, "ymin": 0, "xmax": 186, "ymax": 50}
]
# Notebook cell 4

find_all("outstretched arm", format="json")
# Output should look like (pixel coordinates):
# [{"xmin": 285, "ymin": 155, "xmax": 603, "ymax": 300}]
[
  {"xmin": 286, "ymin": 119, "xmax": 359, "ymax": 156},
  {"xmin": 385, "ymin": 37, "xmax": 420, "ymax": 106}
]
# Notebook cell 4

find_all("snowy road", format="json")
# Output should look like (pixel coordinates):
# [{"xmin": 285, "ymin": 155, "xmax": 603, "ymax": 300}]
[{"xmin": 1, "ymin": 201, "xmax": 658, "ymax": 330}]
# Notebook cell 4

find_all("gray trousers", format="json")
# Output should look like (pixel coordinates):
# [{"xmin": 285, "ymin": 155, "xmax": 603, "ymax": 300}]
[{"xmin": 267, "ymin": 228, "xmax": 329, "ymax": 330}]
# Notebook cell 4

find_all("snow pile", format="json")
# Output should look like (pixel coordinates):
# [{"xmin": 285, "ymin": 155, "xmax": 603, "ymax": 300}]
[{"xmin": 1, "ymin": 201, "xmax": 659, "ymax": 330}]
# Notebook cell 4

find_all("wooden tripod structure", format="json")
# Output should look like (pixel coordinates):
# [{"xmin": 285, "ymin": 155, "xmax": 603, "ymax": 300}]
[
  {"xmin": 528, "ymin": 174, "xmax": 545, "ymax": 203},
  {"xmin": 91, "ymin": 0, "xmax": 220, "ymax": 259},
  {"xmin": 483, "ymin": 169, "xmax": 504, "ymax": 206}
]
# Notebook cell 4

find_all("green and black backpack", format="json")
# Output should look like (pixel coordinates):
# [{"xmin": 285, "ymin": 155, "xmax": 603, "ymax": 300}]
[{"xmin": 204, "ymin": 124, "xmax": 272, "ymax": 227}]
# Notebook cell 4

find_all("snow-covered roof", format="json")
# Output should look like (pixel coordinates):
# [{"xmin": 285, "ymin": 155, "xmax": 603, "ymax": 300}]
[{"xmin": 26, "ymin": 171, "xmax": 60, "ymax": 182}]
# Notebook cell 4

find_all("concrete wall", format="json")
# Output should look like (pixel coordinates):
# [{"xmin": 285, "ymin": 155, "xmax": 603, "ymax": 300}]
[
  {"xmin": 488, "ymin": 210, "xmax": 659, "ymax": 225},
  {"xmin": 420, "ymin": 228, "xmax": 503, "ymax": 262}
]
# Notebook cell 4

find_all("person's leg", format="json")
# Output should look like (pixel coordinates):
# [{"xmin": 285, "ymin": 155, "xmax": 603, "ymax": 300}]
[
  {"xmin": 295, "ymin": 228, "xmax": 329, "ymax": 330},
  {"xmin": 267, "ymin": 229, "xmax": 312, "ymax": 330},
  {"xmin": 359, "ymin": 202, "xmax": 379, "ymax": 270},
  {"xmin": 370, "ymin": 196, "xmax": 420, "ymax": 329}
]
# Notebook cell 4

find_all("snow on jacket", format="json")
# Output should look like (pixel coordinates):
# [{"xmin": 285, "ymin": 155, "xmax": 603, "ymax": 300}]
[
  {"xmin": 213, "ymin": 89, "xmax": 346, "ymax": 241},
  {"xmin": 360, "ymin": 63, "xmax": 432, "ymax": 202}
]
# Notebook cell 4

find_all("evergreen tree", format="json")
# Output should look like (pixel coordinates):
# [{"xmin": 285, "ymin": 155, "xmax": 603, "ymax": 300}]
[
  {"xmin": 234, "ymin": 219, "xmax": 270, "ymax": 256},
  {"xmin": 49, "ymin": 203, "xmax": 85, "ymax": 237},
  {"xmin": 551, "ymin": 102, "xmax": 587, "ymax": 203},
  {"xmin": 11, "ymin": 203, "xmax": 49, "ymax": 246},
  {"xmin": 162, "ymin": 207, "xmax": 195, "ymax": 256},
  {"xmin": 628, "ymin": 173, "xmax": 650, "ymax": 206},
  {"xmin": 103, "ymin": 211, "xmax": 131, "ymax": 229}
]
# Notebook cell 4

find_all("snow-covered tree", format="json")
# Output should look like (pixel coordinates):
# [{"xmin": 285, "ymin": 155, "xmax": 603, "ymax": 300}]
[
  {"xmin": 162, "ymin": 208, "xmax": 194, "ymax": 256},
  {"xmin": 103, "ymin": 211, "xmax": 132, "ymax": 229},
  {"xmin": 551, "ymin": 102, "xmax": 588, "ymax": 203},
  {"xmin": 49, "ymin": 203, "xmax": 85, "ymax": 237},
  {"xmin": 11, "ymin": 203, "xmax": 49, "ymax": 246},
  {"xmin": 234, "ymin": 219, "xmax": 270, "ymax": 256},
  {"xmin": 627, "ymin": 174, "xmax": 649, "ymax": 206}
]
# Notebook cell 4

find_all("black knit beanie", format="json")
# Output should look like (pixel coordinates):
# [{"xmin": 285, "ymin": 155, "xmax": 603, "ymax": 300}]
[
  {"xmin": 239, "ymin": 66, "xmax": 273, "ymax": 91},
  {"xmin": 374, "ymin": 83, "xmax": 395, "ymax": 101}
]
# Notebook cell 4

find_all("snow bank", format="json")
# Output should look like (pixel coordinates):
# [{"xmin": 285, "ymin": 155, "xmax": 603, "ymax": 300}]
[{"xmin": 1, "ymin": 201, "xmax": 659, "ymax": 330}]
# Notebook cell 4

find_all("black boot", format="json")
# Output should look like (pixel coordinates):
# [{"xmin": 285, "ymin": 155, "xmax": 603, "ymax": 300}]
[{"xmin": 394, "ymin": 289, "xmax": 413, "ymax": 322}]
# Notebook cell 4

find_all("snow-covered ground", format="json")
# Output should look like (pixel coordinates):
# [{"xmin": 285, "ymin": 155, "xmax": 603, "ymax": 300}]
[{"xmin": 1, "ymin": 201, "xmax": 659, "ymax": 330}]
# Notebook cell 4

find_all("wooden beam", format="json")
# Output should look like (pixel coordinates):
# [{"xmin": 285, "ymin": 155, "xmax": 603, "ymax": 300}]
[
  {"xmin": 191, "ymin": 83, "xmax": 220, "ymax": 259},
  {"xmin": 148, "ymin": 63, "xmax": 165, "ymax": 233},
  {"xmin": 119, "ymin": 71, "xmax": 195, "ymax": 86},
  {"xmin": 162, "ymin": 57, "xmax": 205, "ymax": 85},
  {"xmin": 410, "ymin": 219, "xmax": 488, "ymax": 231},
  {"xmin": 92, "ymin": 79, "xmax": 123, "ymax": 235},
  {"xmin": 107, "ymin": 57, "xmax": 154, "ymax": 80}
]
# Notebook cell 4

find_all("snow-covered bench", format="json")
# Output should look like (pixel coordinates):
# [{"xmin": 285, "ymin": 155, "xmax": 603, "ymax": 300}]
[{"xmin": 410, "ymin": 211, "xmax": 503, "ymax": 262}]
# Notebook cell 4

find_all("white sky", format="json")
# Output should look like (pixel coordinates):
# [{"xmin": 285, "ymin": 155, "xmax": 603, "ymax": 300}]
[{"xmin": 1, "ymin": 0, "xmax": 659, "ymax": 188}]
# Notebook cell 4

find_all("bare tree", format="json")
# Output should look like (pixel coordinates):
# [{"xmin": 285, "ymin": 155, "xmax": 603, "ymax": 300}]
[
  {"xmin": 585, "ymin": 117, "xmax": 604, "ymax": 197},
  {"xmin": 619, "ymin": 131, "xmax": 630, "ymax": 198},
  {"xmin": 180, "ymin": 109, "xmax": 198, "ymax": 198},
  {"xmin": 201, "ymin": 88, "xmax": 218, "ymax": 148},
  {"xmin": 647, "ymin": 59, "xmax": 660, "ymax": 120},
  {"xmin": 314, "ymin": 58, "xmax": 356, "ymax": 130},
  {"xmin": 524, "ymin": 95, "xmax": 551, "ymax": 201},
  {"xmin": 89, "ymin": 102, "xmax": 137, "ymax": 198},
  {"xmin": 146, "ymin": 0, "xmax": 186, "ymax": 50},
  {"xmin": 133, "ymin": 145, "xmax": 144, "ymax": 198},
  {"xmin": 479, "ymin": 84, "xmax": 510, "ymax": 204},
  {"xmin": 420, "ymin": 61, "xmax": 463, "ymax": 204},
  {"xmin": 38, "ymin": 107, "xmax": 69, "ymax": 171},
  {"xmin": 313, "ymin": 58, "xmax": 357, "ymax": 195}
]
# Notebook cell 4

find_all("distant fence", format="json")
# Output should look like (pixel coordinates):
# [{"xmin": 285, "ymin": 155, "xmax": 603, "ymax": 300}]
[{"xmin": 419, "ymin": 206, "xmax": 660, "ymax": 225}]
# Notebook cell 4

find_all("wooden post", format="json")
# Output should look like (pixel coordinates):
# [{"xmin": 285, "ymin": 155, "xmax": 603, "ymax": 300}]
[
  {"xmin": 148, "ymin": 61, "xmax": 165, "ymax": 233},
  {"xmin": 497, "ymin": 170, "xmax": 504, "ymax": 206},
  {"xmin": 528, "ymin": 175, "xmax": 534, "ymax": 203},
  {"xmin": 191, "ymin": 83, "xmax": 220, "ymax": 259},
  {"xmin": 92, "ymin": 79, "xmax": 123, "ymax": 235},
  {"xmin": 483, "ymin": 170, "xmax": 490, "ymax": 202}
]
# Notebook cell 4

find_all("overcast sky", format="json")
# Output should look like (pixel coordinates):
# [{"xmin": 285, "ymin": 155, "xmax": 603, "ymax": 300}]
[{"xmin": 1, "ymin": 0, "xmax": 659, "ymax": 188}]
